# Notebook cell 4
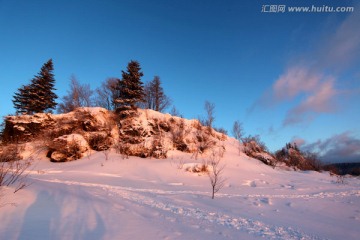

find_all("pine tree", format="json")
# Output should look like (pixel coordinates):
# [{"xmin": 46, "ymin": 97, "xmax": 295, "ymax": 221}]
[
  {"xmin": 12, "ymin": 85, "xmax": 33, "ymax": 114},
  {"xmin": 29, "ymin": 59, "xmax": 58, "ymax": 112},
  {"xmin": 115, "ymin": 60, "xmax": 145, "ymax": 108},
  {"xmin": 13, "ymin": 59, "xmax": 58, "ymax": 114}
]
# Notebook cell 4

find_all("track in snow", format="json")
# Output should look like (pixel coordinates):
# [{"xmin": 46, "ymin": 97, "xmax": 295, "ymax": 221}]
[{"xmin": 35, "ymin": 178, "xmax": 330, "ymax": 240}]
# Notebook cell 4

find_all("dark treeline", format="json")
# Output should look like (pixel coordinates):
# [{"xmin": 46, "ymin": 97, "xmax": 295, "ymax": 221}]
[{"xmin": 12, "ymin": 59, "xmax": 171, "ymax": 115}]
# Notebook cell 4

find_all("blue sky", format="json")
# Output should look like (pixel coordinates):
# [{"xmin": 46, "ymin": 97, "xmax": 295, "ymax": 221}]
[{"xmin": 1, "ymin": 0, "xmax": 359, "ymax": 163}]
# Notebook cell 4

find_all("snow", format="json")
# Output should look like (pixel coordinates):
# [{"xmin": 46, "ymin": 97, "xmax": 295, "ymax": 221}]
[{"xmin": 1, "ymin": 135, "xmax": 360, "ymax": 239}]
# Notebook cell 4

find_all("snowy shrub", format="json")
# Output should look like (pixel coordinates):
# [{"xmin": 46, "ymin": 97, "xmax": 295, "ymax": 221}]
[
  {"xmin": 335, "ymin": 175, "xmax": 346, "ymax": 184},
  {"xmin": 88, "ymin": 133, "xmax": 112, "ymax": 151},
  {"xmin": 192, "ymin": 123, "xmax": 216, "ymax": 159},
  {"xmin": 243, "ymin": 135, "xmax": 268, "ymax": 152},
  {"xmin": 113, "ymin": 142, "xmax": 130, "ymax": 159},
  {"xmin": 185, "ymin": 162, "xmax": 209, "ymax": 174},
  {"xmin": 176, "ymin": 158, "xmax": 185, "ymax": 169},
  {"xmin": 102, "ymin": 148, "xmax": 111, "ymax": 161},
  {"xmin": 149, "ymin": 135, "xmax": 167, "ymax": 159},
  {"xmin": 195, "ymin": 131, "xmax": 216, "ymax": 153},
  {"xmin": 213, "ymin": 127, "xmax": 228, "ymax": 135},
  {"xmin": 158, "ymin": 120, "xmax": 170, "ymax": 132},
  {"xmin": 169, "ymin": 119, "xmax": 189, "ymax": 152},
  {"xmin": 0, "ymin": 144, "xmax": 23, "ymax": 162},
  {"xmin": 0, "ymin": 145, "xmax": 32, "ymax": 195}
]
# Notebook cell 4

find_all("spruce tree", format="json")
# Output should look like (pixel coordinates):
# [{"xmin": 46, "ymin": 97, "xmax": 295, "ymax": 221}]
[
  {"xmin": 13, "ymin": 59, "xmax": 58, "ymax": 114},
  {"xmin": 115, "ymin": 60, "xmax": 145, "ymax": 108},
  {"xmin": 12, "ymin": 85, "xmax": 33, "ymax": 114}
]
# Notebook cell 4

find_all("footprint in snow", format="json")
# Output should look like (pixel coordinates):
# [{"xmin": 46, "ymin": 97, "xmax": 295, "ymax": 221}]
[
  {"xmin": 260, "ymin": 198, "xmax": 272, "ymax": 205},
  {"xmin": 243, "ymin": 180, "xmax": 257, "ymax": 187}
]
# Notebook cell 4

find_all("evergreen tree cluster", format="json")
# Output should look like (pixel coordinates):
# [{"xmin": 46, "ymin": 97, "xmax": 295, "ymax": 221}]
[
  {"xmin": 13, "ymin": 59, "xmax": 57, "ymax": 114},
  {"xmin": 112, "ymin": 60, "xmax": 171, "ymax": 112},
  {"xmin": 12, "ymin": 59, "xmax": 172, "ymax": 115}
]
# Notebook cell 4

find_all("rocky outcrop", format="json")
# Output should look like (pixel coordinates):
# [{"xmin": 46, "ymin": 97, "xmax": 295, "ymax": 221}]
[
  {"xmin": 116, "ymin": 109, "xmax": 226, "ymax": 159},
  {"xmin": 2, "ymin": 107, "xmax": 226, "ymax": 162},
  {"xmin": 275, "ymin": 144, "xmax": 322, "ymax": 171},
  {"xmin": 49, "ymin": 134, "xmax": 90, "ymax": 162},
  {"xmin": 3, "ymin": 108, "xmax": 117, "ymax": 162},
  {"xmin": 3, "ymin": 113, "xmax": 56, "ymax": 143},
  {"xmin": 243, "ymin": 140, "xmax": 277, "ymax": 166}
]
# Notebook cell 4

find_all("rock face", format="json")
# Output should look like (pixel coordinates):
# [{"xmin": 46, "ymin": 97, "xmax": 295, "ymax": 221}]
[
  {"xmin": 49, "ymin": 134, "xmax": 90, "ymax": 162},
  {"xmin": 3, "ymin": 113, "xmax": 56, "ymax": 143},
  {"xmin": 3, "ymin": 107, "xmax": 227, "ymax": 162},
  {"xmin": 3, "ymin": 108, "xmax": 117, "ymax": 162},
  {"xmin": 275, "ymin": 146, "xmax": 321, "ymax": 171},
  {"xmin": 243, "ymin": 140, "xmax": 277, "ymax": 166},
  {"xmin": 115, "ymin": 109, "xmax": 226, "ymax": 159}
]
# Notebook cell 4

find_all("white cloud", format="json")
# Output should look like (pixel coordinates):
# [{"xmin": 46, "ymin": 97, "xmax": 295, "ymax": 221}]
[
  {"xmin": 273, "ymin": 66, "xmax": 321, "ymax": 101},
  {"xmin": 253, "ymin": 10, "xmax": 360, "ymax": 126},
  {"xmin": 283, "ymin": 76, "xmax": 337, "ymax": 126}
]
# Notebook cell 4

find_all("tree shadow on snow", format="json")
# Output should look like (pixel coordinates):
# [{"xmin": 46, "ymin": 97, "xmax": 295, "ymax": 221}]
[{"xmin": 19, "ymin": 187, "xmax": 106, "ymax": 240}]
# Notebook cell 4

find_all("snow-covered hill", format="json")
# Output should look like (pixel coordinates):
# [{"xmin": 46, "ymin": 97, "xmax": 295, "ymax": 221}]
[{"xmin": 1, "ymin": 109, "xmax": 359, "ymax": 239}]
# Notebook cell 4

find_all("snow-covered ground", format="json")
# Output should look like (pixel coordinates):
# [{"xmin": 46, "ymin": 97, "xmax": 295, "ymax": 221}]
[{"xmin": 1, "ymin": 138, "xmax": 359, "ymax": 240}]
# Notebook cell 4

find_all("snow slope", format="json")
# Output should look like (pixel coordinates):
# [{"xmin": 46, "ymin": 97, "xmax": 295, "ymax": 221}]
[{"xmin": 1, "ymin": 137, "xmax": 359, "ymax": 240}]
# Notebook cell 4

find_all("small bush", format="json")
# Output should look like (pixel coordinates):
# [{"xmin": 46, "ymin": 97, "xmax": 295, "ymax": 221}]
[
  {"xmin": 169, "ymin": 119, "xmax": 189, "ymax": 152},
  {"xmin": 196, "ymin": 131, "xmax": 215, "ymax": 153},
  {"xmin": 0, "ymin": 144, "xmax": 23, "ymax": 162},
  {"xmin": 113, "ymin": 142, "xmax": 130, "ymax": 159},
  {"xmin": 214, "ymin": 127, "xmax": 228, "ymax": 135},
  {"xmin": 58, "ymin": 139, "xmax": 82, "ymax": 162},
  {"xmin": 185, "ymin": 162, "xmax": 209, "ymax": 173},
  {"xmin": 1, "ymin": 144, "xmax": 32, "ymax": 195},
  {"xmin": 88, "ymin": 133, "xmax": 112, "ymax": 151},
  {"xmin": 242, "ymin": 135, "xmax": 268, "ymax": 152}
]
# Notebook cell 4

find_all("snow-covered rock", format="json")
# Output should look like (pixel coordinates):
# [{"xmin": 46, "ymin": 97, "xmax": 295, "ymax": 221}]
[
  {"xmin": 243, "ymin": 140, "xmax": 277, "ymax": 166},
  {"xmin": 3, "ymin": 107, "xmax": 227, "ymax": 161},
  {"xmin": 49, "ymin": 134, "xmax": 90, "ymax": 162}
]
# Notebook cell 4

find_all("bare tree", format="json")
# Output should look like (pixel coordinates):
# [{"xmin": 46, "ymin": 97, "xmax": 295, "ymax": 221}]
[
  {"xmin": 94, "ymin": 78, "xmax": 120, "ymax": 110},
  {"xmin": 170, "ymin": 106, "xmax": 182, "ymax": 117},
  {"xmin": 143, "ymin": 76, "xmax": 171, "ymax": 112},
  {"xmin": 208, "ymin": 150, "xmax": 226, "ymax": 199},
  {"xmin": 232, "ymin": 120, "xmax": 244, "ymax": 155},
  {"xmin": 232, "ymin": 120, "xmax": 244, "ymax": 142},
  {"xmin": 58, "ymin": 75, "xmax": 94, "ymax": 113},
  {"xmin": 204, "ymin": 101, "xmax": 215, "ymax": 130}
]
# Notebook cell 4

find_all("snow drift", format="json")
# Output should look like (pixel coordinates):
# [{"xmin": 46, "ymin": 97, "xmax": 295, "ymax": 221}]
[{"xmin": 1, "ymin": 108, "xmax": 359, "ymax": 240}]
